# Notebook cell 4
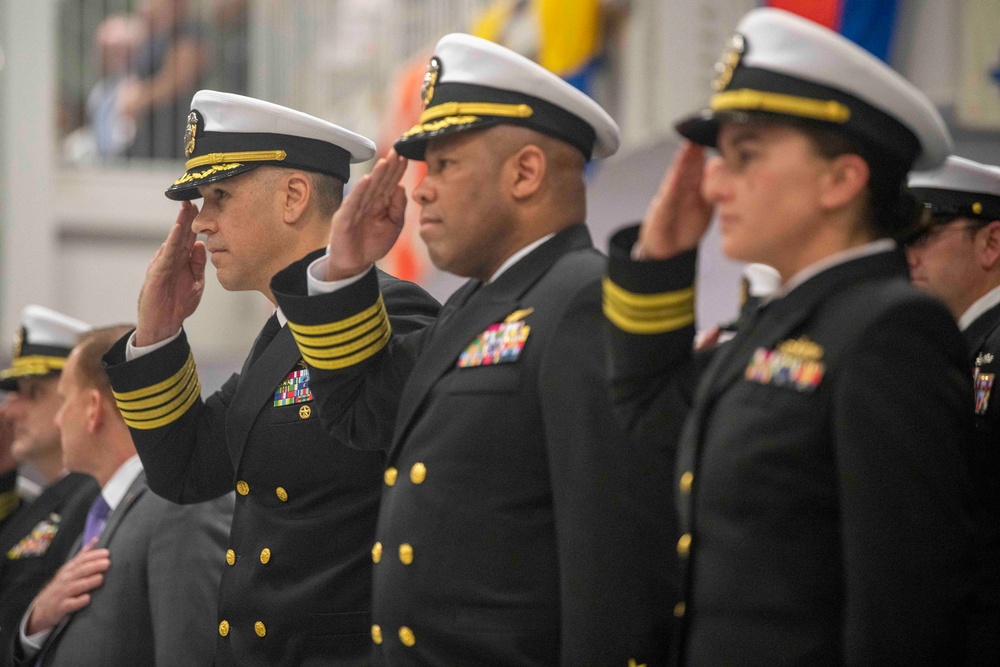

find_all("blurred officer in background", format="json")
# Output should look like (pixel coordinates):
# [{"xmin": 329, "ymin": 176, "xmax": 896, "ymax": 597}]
[
  {"xmin": 12, "ymin": 325, "xmax": 230, "ymax": 666},
  {"xmin": 905, "ymin": 155, "xmax": 1000, "ymax": 665},
  {"xmin": 603, "ymin": 8, "xmax": 973, "ymax": 665},
  {"xmin": 0, "ymin": 307, "xmax": 98, "ymax": 658}
]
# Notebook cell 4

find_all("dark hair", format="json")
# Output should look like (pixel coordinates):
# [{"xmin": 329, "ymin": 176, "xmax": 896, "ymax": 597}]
[
  {"xmin": 73, "ymin": 325, "xmax": 134, "ymax": 397},
  {"xmin": 785, "ymin": 117, "xmax": 918, "ymax": 239},
  {"xmin": 309, "ymin": 172, "xmax": 344, "ymax": 218}
]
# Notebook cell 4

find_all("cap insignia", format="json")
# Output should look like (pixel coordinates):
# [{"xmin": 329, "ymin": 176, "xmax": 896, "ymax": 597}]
[
  {"xmin": 421, "ymin": 56, "xmax": 442, "ymax": 108},
  {"xmin": 713, "ymin": 33, "xmax": 745, "ymax": 92},
  {"xmin": 12, "ymin": 327, "xmax": 24, "ymax": 359},
  {"xmin": 184, "ymin": 111, "xmax": 200, "ymax": 158}
]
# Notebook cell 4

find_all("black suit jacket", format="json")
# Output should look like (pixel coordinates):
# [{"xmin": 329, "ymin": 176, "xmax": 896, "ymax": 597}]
[
  {"xmin": 273, "ymin": 224, "xmax": 673, "ymax": 666},
  {"xmin": 102, "ymin": 257, "xmax": 438, "ymax": 667},
  {"xmin": 604, "ymin": 227, "xmax": 974, "ymax": 666},
  {"xmin": 0, "ymin": 473, "xmax": 98, "ymax": 658},
  {"xmin": 963, "ymin": 300, "xmax": 1000, "ymax": 665}
]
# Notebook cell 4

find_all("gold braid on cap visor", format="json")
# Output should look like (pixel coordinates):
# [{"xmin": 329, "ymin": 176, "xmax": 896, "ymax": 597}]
[{"xmin": 711, "ymin": 89, "xmax": 851, "ymax": 124}]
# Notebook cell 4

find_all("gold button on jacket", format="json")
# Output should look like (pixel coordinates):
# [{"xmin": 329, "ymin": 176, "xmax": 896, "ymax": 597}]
[
  {"xmin": 236, "ymin": 480, "xmax": 249, "ymax": 496},
  {"xmin": 219, "ymin": 620, "xmax": 230, "ymax": 637},
  {"xmin": 398, "ymin": 626, "xmax": 415, "ymax": 647},
  {"xmin": 226, "ymin": 549, "xmax": 235, "ymax": 566},
  {"xmin": 384, "ymin": 467, "xmax": 398, "ymax": 486},
  {"xmin": 255, "ymin": 621, "xmax": 267, "ymax": 637},
  {"xmin": 409, "ymin": 463, "xmax": 426, "ymax": 484},
  {"xmin": 399, "ymin": 543, "xmax": 414, "ymax": 565}
]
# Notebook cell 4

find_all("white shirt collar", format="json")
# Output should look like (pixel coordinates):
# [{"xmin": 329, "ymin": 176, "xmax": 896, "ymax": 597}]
[
  {"xmin": 770, "ymin": 239, "xmax": 897, "ymax": 300},
  {"xmin": 101, "ymin": 455, "xmax": 144, "ymax": 511},
  {"xmin": 959, "ymin": 283, "xmax": 1000, "ymax": 332},
  {"xmin": 488, "ymin": 234, "xmax": 555, "ymax": 284},
  {"xmin": 275, "ymin": 308, "xmax": 287, "ymax": 327}
]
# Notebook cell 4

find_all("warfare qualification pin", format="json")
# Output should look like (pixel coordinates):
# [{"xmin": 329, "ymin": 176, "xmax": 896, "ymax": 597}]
[
  {"xmin": 421, "ymin": 56, "xmax": 442, "ymax": 108},
  {"xmin": 713, "ymin": 33, "xmax": 746, "ymax": 92},
  {"xmin": 184, "ymin": 111, "xmax": 200, "ymax": 158}
]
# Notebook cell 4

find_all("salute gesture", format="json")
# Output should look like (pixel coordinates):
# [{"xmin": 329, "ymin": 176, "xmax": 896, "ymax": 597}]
[
  {"xmin": 324, "ymin": 151, "xmax": 409, "ymax": 281},
  {"xmin": 134, "ymin": 201, "xmax": 206, "ymax": 346},
  {"xmin": 635, "ymin": 141, "xmax": 714, "ymax": 260}
]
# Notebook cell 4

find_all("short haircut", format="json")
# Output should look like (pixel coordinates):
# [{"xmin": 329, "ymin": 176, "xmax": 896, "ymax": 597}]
[
  {"xmin": 72, "ymin": 325, "xmax": 134, "ymax": 398},
  {"xmin": 308, "ymin": 171, "xmax": 345, "ymax": 218}
]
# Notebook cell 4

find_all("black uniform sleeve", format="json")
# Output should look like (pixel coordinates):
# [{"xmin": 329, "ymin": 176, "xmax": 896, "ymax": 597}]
[
  {"xmin": 603, "ymin": 225, "xmax": 705, "ymax": 445},
  {"xmin": 271, "ymin": 259, "xmax": 439, "ymax": 452},
  {"xmin": 103, "ymin": 331, "xmax": 236, "ymax": 503}
]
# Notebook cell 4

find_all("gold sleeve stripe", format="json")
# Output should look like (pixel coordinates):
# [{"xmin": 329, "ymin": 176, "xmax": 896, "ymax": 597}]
[
  {"xmin": 114, "ymin": 362, "xmax": 197, "ymax": 411},
  {"xmin": 293, "ymin": 318, "xmax": 389, "ymax": 360},
  {"xmin": 0, "ymin": 490, "xmax": 19, "ymax": 522},
  {"xmin": 291, "ymin": 311, "xmax": 383, "ymax": 349},
  {"xmin": 711, "ymin": 89, "xmax": 851, "ymax": 124},
  {"xmin": 117, "ymin": 370, "xmax": 200, "ymax": 421},
  {"xmin": 303, "ymin": 325, "xmax": 391, "ymax": 370},
  {"xmin": 288, "ymin": 295, "xmax": 386, "ymax": 336},
  {"xmin": 112, "ymin": 352, "xmax": 196, "ymax": 402},
  {"xmin": 122, "ymin": 379, "xmax": 202, "ymax": 431},
  {"xmin": 603, "ymin": 278, "xmax": 696, "ymax": 335}
]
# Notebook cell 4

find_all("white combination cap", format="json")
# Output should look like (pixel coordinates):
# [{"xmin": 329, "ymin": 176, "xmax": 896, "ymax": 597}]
[
  {"xmin": 676, "ymin": 7, "xmax": 952, "ymax": 171},
  {"xmin": 395, "ymin": 33, "xmax": 620, "ymax": 161},
  {"xmin": 0, "ymin": 305, "xmax": 92, "ymax": 389},
  {"xmin": 167, "ymin": 90, "xmax": 376, "ymax": 200},
  {"xmin": 908, "ymin": 155, "xmax": 1000, "ymax": 226}
]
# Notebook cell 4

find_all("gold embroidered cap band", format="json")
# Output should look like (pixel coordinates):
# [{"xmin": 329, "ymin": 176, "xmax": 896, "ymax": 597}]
[
  {"xmin": 675, "ymin": 7, "xmax": 952, "ymax": 172},
  {"xmin": 165, "ymin": 90, "xmax": 376, "ymax": 201},
  {"xmin": 0, "ymin": 305, "xmax": 91, "ymax": 390},
  {"xmin": 394, "ymin": 33, "xmax": 620, "ymax": 162}
]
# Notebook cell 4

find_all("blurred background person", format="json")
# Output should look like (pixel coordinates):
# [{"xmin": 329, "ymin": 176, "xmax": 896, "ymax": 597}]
[
  {"xmin": 120, "ymin": 0, "xmax": 208, "ymax": 159},
  {"xmin": 904, "ymin": 155, "xmax": 1000, "ymax": 666},
  {"xmin": 10, "ymin": 325, "xmax": 231, "ymax": 666},
  {"xmin": 0, "ymin": 307, "xmax": 98, "ymax": 659}
]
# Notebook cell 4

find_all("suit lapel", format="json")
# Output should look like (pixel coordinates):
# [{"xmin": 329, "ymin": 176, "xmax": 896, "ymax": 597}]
[
  {"xmin": 388, "ymin": 225, "xmax": 592, "ymax": 459},
  {"xmin": 226, "ymin": 325, "xmax": 301, "ymax": 467},
  {"xmin": 96, "ymin": 474, "xmax": 147, "ymax": 549},
  {"xmin": 40, "ymin": 474, "xmax": 148, "ymax": 663}
]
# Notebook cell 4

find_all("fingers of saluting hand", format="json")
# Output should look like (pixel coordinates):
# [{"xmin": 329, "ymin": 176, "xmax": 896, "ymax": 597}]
[{"xmin": 160, "ymin": 201, "xmax": 199, "ymax": 263}]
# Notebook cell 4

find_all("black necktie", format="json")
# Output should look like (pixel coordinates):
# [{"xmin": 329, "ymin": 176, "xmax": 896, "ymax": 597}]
[{"xmin": 246, "ymin": 314, "xmax": 281, "ymax": 369}]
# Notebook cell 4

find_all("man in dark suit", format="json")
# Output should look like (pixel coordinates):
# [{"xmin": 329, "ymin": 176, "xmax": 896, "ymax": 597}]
[
  {"xmin": 0, "ymin": 307, "xmax": 98, "ymax": 656},
  {"xmin": 271, "ymin": 34, "xmax": 671, "ymax": 665},
  {"xmin": 11, "ymin": 325, "xmax": 231, "ymax": 666},
  {"xmin": 102, "ymin": 91, "xmax": 438, "ymax": 666},
  {"xmin": 905, "ymin": 155, "xmax": 1000, "ymax": 665},
  {"xmin": 603, "ymin": 8, "xmax": 973, "ymax": 665}
]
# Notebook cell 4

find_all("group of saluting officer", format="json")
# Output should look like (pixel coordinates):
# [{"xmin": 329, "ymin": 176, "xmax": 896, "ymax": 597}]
[{"xmin": 1, "ymin": 5, "xmax": 998, "ymax": 666}]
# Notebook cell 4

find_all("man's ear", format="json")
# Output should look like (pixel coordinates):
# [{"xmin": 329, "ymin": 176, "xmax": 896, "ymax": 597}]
[
  {"xmin": 281, "ymin": 172, "xmax": 312, "ymax": 224},
  {"xmin": 86, "ymin": 389, "xmax": 103, "ymax": 435},
  {"xmin": 507, "ymin": 144, "xmax": 547, "ymax": 201},
  {"xmin": 976, "ymin": 219, "xmax": 1000, "ymax": 271},
  {"xmin": 818, "ymin": 153, "xmax": 870, "ymax": 213}
]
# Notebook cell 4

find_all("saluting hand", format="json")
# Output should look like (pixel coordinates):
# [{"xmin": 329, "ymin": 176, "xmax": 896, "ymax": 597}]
[
  {"xmin": 325, "ymin": 151, "xmax": 409, "ymax": 281},
  {"xmin": 635, "ymin": 142, "xmax": 714, "ymax": 260},
  {"xmin": 135, "ymin": 201, "xmax": 207, "ymax": 347},
  {"xmin": 26, "ymin": 541, "xmax": 111, "ymax": 635}
]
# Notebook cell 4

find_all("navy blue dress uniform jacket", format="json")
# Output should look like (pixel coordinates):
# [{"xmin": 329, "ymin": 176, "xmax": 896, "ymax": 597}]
[
  {"xmin": 603, "ymin": 226, "xmax": 974, "ymax": 666},
  {"xmin": 963, "ymin": 300, "xmax": 1000, "ymax": 665},
  {"xmin": 272, "ymin": 224, "xmax": 674, "ymax": 666},
  {"xmin": 0, "ymin": 473, "xmax": 98, "ymax": 662},
  {"xmin": 102, "ymin": 258, "xmax": 438, "ymax": 667}
]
